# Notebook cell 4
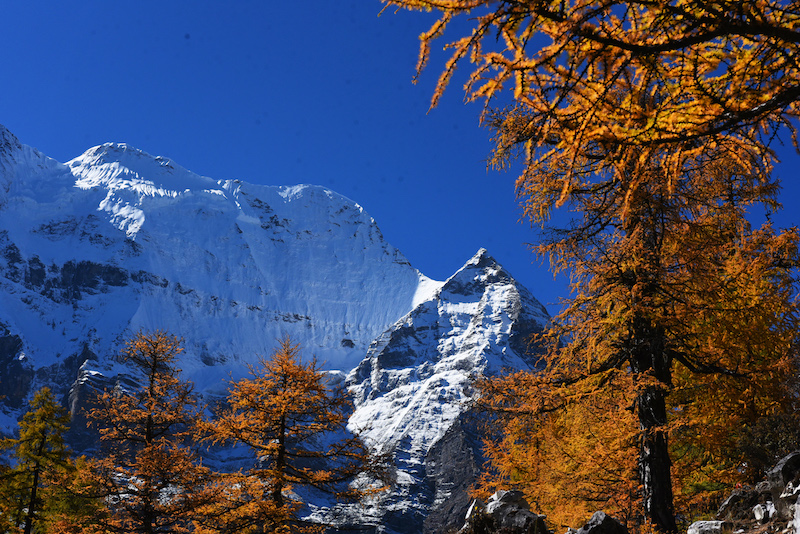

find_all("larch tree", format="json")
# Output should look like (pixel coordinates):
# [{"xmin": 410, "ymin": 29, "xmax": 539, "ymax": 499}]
[
  {"xmin": 85, "ymin": 330, "xmax": 215, "ymax": 534},
  {"xmin": 42, "ymin": 455, "xmax": 108, "ymax": 534},
  {"xmin": 197, "ymin": 337, "xmax": 387, "ymax": 534},
  {"xmin": 475, "ymin": 140, "xmax": 799, "ymax": 529},
  {"xmin": 0, "ymin": 387, "xmax": 74, "ymax": 534},
  {"xmin": 379, "ymin": 1, "xmax": 800, "ymax": 530}
]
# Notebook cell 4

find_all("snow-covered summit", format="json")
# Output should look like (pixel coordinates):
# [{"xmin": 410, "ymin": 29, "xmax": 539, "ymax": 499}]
[
  {"xmin": 349, "ymin": 247, "xmax": 547, "ymax": 448},
  {"xmin": 341, "ymin": 248, "xmax": 548, "ymax": 533},
  {"xmin": 0, "ymin": 125, "xmax": 431, "ymax": 408},
  {"xmin": 70, "ymin": 143, "xmax": 219, "ymax": 201}
]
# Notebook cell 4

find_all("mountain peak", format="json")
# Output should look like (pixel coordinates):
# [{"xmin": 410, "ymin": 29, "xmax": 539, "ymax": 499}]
[
  {"xmin": 69, "ymin": 142, "xmax": 218, "ymax": 194},
  {"xmin": 0, "ymin": 124, "xmax": 23, "ymax": 167},
  {"xmin": 441, "ymin": 248, "xmax": 513, "ymax": 296},
  {"xmin": 78, "ymin": 142, "xmax": 168, "ymax": 165},
  {"xmin": 0, "ymin": 124, "xmax": 21, "ymax": 148},
  {"xmin": 470, "ymin": 246, "xmax": 490, "ymax": 260},
  {"xmin": 464, "ymin": 247, "xmax": 496, "ymax": 268},
  {"xmin": 0, "ymin": 129, "xmax": 429, "ymax": 378},
  {"xmin": 344, "ymin": 247, "xmax": 548, "ymax": 532}
]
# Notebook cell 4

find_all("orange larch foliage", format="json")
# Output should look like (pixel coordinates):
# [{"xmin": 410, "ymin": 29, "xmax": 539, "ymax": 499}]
[
  {"xmin": 379, "ymin": 2, "xmax": 800, "ymax": 530},
  {"xmin": 196, "ymin": 337, "xmax": 387, "ymax": 534},
  {"xmin": 84, "ymin": 331, "xmax": 216, "ymax": 534},
  {"xmin": 476, "ymin": 369, "xmax": 641, "ymax": 530},
  {"xmin": 380, "ymin": 0, "xmax": 800, "ymax": 185},
  {"xmin": 473, "ymin": 144, "xmax": 799, "ymax": 531}
]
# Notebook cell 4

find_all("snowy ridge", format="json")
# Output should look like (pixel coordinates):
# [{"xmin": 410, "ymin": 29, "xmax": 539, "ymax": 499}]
[
  {"xmin": 0, "ymin": 127, "xmax": 430, "ymax": 409},
  {"xmin": 0, "ymin": 125, "xmax": 66, "ymax": 209}
]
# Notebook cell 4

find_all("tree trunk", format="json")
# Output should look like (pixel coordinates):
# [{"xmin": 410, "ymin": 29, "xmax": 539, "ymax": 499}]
[
  {"xmin": 273, "ymin": 414, "xmax": 286, "ymax": 510},
  {"xmin": 637, "ymin": 388, "xmax": 676, "ymax": 532},
  {"xmin": 24, "ymin": 430, "xmax": 47, "ymax": 534},
  {"xmin": 631, "ymin": 318, "xmax": 677, "ymax": 533},
  {"xmin": 23, "ymin": 435, "xmax": 46, "ymax": 534},
  {"xmin": 23, "ymin": 462, "xmax": 40, "ymax": 534}
]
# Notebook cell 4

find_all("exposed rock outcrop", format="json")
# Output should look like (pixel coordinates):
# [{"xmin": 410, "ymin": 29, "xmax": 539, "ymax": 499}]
[
  {"xmin": 461, "ymin": 490, "xmax": 550, "ymax": 534},
  {"xmin": 709, "ymin": 451, "xmax": 800, "ymax": 534},
  {"xmin": 575, "ymin": 512, "xmax": 628, "ymax": 534},
  {"xmin": 0, "ymin": 322, "xmax": 31, "ymax": 408},
  {"xmin": 423, "ymin": 413, "xmax": 483, "ymax": 534}
]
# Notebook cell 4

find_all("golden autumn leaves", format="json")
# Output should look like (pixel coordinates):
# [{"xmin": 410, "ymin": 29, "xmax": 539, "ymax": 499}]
[
  {"xmin": 0, "ymin": 332, "xmax": 386, "ymax": 534},
  {"xmin": 196, "ymin": 337, "xmax": 388, "ymax": 534},
  {"xmin": 385, "ymin": 0, "xmax": 800, "ymax": 172},
  {"xmin": 383, "ymin": 0, "xmax": 800, "ymax": 532}
]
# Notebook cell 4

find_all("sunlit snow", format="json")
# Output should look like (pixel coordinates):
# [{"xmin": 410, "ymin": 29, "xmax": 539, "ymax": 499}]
[{"xmin": 0, "ymin": 124, "xmax": 552, "ymax": 532}]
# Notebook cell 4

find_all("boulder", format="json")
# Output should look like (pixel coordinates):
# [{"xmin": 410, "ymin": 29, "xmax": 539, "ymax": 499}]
[
  {"xmin": 752, "ymin": 502, "xmax": 776, "ymax": 523},
  {"xmin": 766, "ymin": 451, "xmax": 800, "ymax": 520},
  {"xmin": 575, "ymin": 511, "xmax": 627, "ymax": 534},
  {"xmin": 486, "ymin": 490, "xmax": 548, "ymax": 533},
  {"xmin": 462, "ymin": 490, "xmax": 549, "ymax": 534},
  {"xmin": 716, "ymin": 484, "xmax": 771, "ymax": 522},
  {"xmin": 687, "ymin": 520, "xmax": 731, "ymax": 534}
]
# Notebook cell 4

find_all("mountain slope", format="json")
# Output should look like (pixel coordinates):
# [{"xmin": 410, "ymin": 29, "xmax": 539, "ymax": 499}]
[{"xmin": 0, "ymin": 124, "xmax": 434, "ymax": 423}]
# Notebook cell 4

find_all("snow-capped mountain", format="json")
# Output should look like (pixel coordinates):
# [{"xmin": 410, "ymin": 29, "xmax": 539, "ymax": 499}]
[
  {"xmin": 0, "ymin": 123, "xmax": 432, "ymax": 404},
  {"xmin": 0, "ymin": 124, "xmax": 548, "ymax": 533}
]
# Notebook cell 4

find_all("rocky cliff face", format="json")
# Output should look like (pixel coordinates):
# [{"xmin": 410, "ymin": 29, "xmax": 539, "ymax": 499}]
[
  {"xmin": 335, "ymin": 249, "xmax": 548, "ymax": 533},
  {"xmin": 0, "ymin": 125, "xmax": 549, "ymax": 533}
]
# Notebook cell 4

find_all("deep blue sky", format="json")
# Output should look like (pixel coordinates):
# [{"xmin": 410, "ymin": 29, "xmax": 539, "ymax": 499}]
[{"xmin": 2, "ymin": 1, "xmax": 798, "ymax": 314}]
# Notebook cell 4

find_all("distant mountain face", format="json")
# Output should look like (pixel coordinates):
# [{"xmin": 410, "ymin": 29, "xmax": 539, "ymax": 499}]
[{"xmin": 0, "ymin": 124, "xmax": 548, "ymax": 533}]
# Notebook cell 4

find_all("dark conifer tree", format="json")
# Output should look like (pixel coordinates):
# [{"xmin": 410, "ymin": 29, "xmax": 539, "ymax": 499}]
[{"xmin": 0, "ymin": 387, "xmax": 73, "ymax": 534}]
